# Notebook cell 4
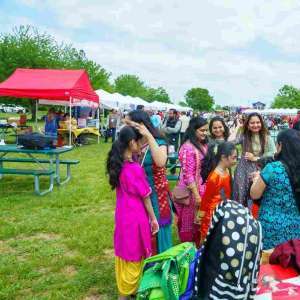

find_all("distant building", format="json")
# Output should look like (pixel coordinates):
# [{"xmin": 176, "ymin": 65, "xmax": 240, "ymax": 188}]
[{"xmin": 252, "ymin": 101, "xmax": 266, "ymax": 110}]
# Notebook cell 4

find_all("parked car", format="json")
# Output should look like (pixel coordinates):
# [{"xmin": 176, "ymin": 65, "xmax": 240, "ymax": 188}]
[
  {"xmin": 14, "ymin": 105, "xmax": 26, "ymax": 114},
  {"xmin": 0, "ymin": 104, "xmax": 6, "ymax": 112},
  {"xmin": 0, "ymin": 104, "xmax": 26, "ymax": 113}
]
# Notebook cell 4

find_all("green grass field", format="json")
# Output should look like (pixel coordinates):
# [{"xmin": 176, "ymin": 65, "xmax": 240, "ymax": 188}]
[
  {"xmin": 0, "ymin": 140, "xmax": 119, "ymax": 300},
  {"xmin": 0, "ymin": 112, "xmax": 179, "ymax": 299}
]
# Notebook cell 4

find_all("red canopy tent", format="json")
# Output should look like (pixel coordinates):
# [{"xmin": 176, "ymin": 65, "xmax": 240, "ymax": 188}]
[
  {"xmin": 0, "ymin": 68, "xmax": 99, "ymax": 104},
  {"xmin": 0, "ymin": 68, "xmax": 100, "ymax": 145}
]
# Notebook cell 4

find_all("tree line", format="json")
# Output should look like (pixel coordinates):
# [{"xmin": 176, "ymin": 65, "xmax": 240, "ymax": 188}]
[
  {"xmin": 0, "ymin": 25, "xmax": 217, "ymax": 114},
  {"xmin": 271, "ymin": 85, "xmax": 300, "ymax": 109},
  {"xmin": 0, "ymin": 25, "xmax": 298, "ymax": 114}
]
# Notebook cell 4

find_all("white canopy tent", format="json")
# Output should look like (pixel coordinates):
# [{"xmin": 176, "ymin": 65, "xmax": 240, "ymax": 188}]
[
  {"xmin": 243, "ymin": 108, "xmax": 299, "ymax": 116},
  {"xmin": 39, "ymin": 99, "xmax": 99, "ymax": 108},
  {"xmin": 150, "ymin": 101, "xmax": 169, "ymax": 111},
  {"xmin": 97, "ymin": 90, "xmax": 146, "ymax": 110},
  {"xmin": 132, "ymin": 96, "xmax": 153, "ymax": 109},
  {"xmin": 112, "ymin": 93, "xmax": 133, "ymax": 109},
  {"xmin": 150, "ymin": 101, "xmax": 192, "ymax": 112},
  {"xmin": 96, "ymin": 89, "xmax": 119, "ymax": 110},
  {"xmin": 96, "ymin": 89, "xmax": 192, "ymax": 112}
]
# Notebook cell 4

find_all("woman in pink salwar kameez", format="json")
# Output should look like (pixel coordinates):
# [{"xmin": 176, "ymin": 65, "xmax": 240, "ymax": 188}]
[{"xmin": 174, "ymin": 117, "xmax": 208, "ymax": 246}]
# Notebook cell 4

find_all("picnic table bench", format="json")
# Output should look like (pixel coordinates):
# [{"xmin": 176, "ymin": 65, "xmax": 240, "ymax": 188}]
[
  {"xmin": 0, "ymin": 145, "xmax": 79, "ymax": 196},
  {"xmin": 0, "ymin": 167, "xmax": 55, "ymax": 196}
]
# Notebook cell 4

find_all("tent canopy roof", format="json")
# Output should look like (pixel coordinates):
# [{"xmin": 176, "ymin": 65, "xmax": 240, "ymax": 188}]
[{"xmin": 0, "ymin": 68, "xmax": 99, "ymax": 104}]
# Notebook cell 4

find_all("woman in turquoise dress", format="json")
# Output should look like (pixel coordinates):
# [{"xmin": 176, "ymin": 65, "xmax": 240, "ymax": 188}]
[
  {"xmin": 250, "ymin": 129, "xmax": 300, "ymax": 249},
  {"xmin": 127, "ymin": 110, "xmax": 172, "ymax": 254}
]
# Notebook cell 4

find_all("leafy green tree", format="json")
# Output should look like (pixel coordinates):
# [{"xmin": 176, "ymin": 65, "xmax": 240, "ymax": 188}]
[
  {"xmin": 222, "ymin": 105, "xmax": 230, "ymax": 111},
  {"xmin": 179, "ymin": 101, "xmax": 188, "ymax": 107},
  {"xmin": 114, "ymin": 74, "xmax": 147, "ymax": 98},
  {"xmin": 59, "ymin": 45, "xmax": 112, "ymax": 91},
  {"xmin": 214, "ymin": 104, "xmax": 223, "ymax": 110},
  {"xmin": 0, "ymin": 25, "xmax": 112, "ymax": 119},
  {"xmin": 0, "ymin": 26, "xmax": 60, "ymax": 118},
  {"xmin": 272, "ymin": 85, "xmax": 300, "ymax": 108},
  {"xmin": 145, "ymin": 87, "xmax": 170, "ymax": 103},
  {"xmin": 185, "ymin": 87, "xmax": 214, "ymax": 111},
  {"xmin": 114, "ymin": 76, "xmax": 171, "ymax": 103}
]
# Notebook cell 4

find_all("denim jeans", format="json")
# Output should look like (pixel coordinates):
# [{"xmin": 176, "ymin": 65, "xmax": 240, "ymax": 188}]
[{"xmin": 105, "ymin": 128, "xmax": 116, "ymax": 142}]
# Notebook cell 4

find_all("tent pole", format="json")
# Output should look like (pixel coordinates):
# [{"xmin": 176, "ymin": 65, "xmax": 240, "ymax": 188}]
[
  {"xmin": 97, "ymin": 107, "xmax": 100, "ymax": 144},
  {"xmin": 69, "ymin": 97, "xmax": 72, "ymax": 147},
  {"xmin": 35, "ymin": 100, "xmax": 38, "ymax": 131}
]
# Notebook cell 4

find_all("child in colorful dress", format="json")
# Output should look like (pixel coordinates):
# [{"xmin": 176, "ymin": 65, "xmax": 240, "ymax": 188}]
[
  {"xmin": 106, "ymin": 126, "xmax": 159, "ymax": 300},
  {"xmin": 199, "ymin": 142, "xmax": 238, "ymax": 243}
]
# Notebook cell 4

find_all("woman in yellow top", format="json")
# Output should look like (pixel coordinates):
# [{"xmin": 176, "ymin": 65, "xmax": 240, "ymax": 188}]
[{"xmin": 199, "ymin": 142, "xmax": 238, "ymax": 242}]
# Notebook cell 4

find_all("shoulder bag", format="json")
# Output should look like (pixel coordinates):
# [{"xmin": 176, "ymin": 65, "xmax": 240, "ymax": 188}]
[{"xmin": 172, "ymin": 144, "xmax": 201, "ymax": 206}]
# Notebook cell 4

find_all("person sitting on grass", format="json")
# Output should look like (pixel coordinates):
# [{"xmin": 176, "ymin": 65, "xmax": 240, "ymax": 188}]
[{"xmin": 106, "ymin": 126, "xmax": 159, "ymax": 300}]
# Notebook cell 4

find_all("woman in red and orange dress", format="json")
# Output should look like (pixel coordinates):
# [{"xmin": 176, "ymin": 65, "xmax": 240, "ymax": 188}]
[{"xmin": 199, "ymin": 142, "xmax": 238, "ymax": 243}]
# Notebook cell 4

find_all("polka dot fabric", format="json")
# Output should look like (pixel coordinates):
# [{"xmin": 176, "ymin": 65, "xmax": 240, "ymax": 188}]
[{"xmin": 191, "ymin": 200, "xmax": 263, "ymax": 300}]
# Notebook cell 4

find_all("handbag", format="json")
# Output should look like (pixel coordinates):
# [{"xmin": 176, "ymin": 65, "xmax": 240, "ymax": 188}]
[
  {"xmin": 172, "ymin": 143, "xmax": 202, "ymax": 206},
  {"xmin": 172, "ymin": 185, "xmax": 190, "ymax": 205}
]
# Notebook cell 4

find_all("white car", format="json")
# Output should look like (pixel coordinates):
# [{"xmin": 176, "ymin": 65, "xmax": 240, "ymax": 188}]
[
  {"xmin": 14, "ymin": 105, "xmax": 26, "ymax": 113},
  {"xmin": 0, "ymin": 104, "xmax": 5, "ymax": 112},
  {"xmin": 0, "ymin": 104, "xmax": 26, "ymax": 113}
]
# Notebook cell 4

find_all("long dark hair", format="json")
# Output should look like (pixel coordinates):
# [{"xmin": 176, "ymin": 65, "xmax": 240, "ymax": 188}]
[
  {"xmin": 293, "ymin": 120, "xmax": 300, "ymax": 131},
  {"xmin": 106, "ymin": 126, "xmax": 142, "ymax": 189},
  {"xmin": 201, "ymin": 142, "xmax": 236, "ymax": 182},
  {"xmin": 243, "ymin": 112, "xmax": 269, "ymax": 154},
  {"xmin": 182, "ymin": 117, "xmax": 208, "ymax": 154},
  {"xmin": 275, "ymin": 129, "xmax": 300, "ymax": 211},
  {"xmin": 209, "ymin": 116, "xmax": 230, "ymax": 140},
  {"xmin": 128, "ymin": 110, "xmax": 163, "ymax": 139}
]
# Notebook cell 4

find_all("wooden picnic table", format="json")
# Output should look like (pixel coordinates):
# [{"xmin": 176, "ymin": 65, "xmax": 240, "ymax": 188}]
[{"xmin": 0, "ymin": 145, "xmax": 79, "ymax": 195}]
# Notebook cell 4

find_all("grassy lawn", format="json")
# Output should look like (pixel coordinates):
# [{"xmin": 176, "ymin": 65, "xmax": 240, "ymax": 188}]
[
  {"xmin": 0, "ymin": 112, "xmax": 179, "ymax": 299},
  {"xmin": 0, "ymin": 140, "xmax": 118, "ymax": 299}
]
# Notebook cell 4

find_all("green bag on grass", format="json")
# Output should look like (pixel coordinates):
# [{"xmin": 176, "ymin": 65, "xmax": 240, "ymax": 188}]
[{"xmin": 137, "ymin": 242, "xmax": 196, "ymax": 300}]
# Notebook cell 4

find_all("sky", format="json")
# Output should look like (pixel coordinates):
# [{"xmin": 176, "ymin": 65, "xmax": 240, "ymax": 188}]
[{"xmin": 1, "ymin": 0, "xmax": 300, "ymax": 106}]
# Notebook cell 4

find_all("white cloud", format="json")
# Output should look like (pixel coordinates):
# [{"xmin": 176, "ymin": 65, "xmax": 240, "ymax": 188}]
[{"xmin": 6, "ymin": 0, "xmax": 300, "ymax": 105}]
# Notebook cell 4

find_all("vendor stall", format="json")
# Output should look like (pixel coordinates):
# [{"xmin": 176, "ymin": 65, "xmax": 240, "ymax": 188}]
[
  {"xmin": 39, "ymin": 99, "xmax": 101, "ymax": 145},
  {"xmin": 0, "ymin": 68, "xmax": 99, "ymax": 146},
  {"xmin": 0, "ymin": 68, "xmax": 99, "ymax": 194}
]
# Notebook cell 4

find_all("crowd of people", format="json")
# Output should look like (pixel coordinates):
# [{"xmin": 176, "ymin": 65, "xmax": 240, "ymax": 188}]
[{"xmin": 105, "ymin": 108, "xmax": 300, "ymax": 299}]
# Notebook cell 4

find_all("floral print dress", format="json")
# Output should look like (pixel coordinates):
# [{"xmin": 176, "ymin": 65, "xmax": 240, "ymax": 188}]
[{"xmin": 258, "ymin": 161, "xmax": 300, "ymax": 249}]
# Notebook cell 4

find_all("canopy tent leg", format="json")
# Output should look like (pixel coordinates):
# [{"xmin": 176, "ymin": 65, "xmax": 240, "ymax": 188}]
[
  {"xmin": 69, "ymin": 97, "xmax": 72, "ymax": 147},
  {"xmin": 97, "ymin": 108, "xmax": 100, "ymax": 144},
  {"xmin": 35, "ymin": 100, "xmax": 38, "ymax": 131}
]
